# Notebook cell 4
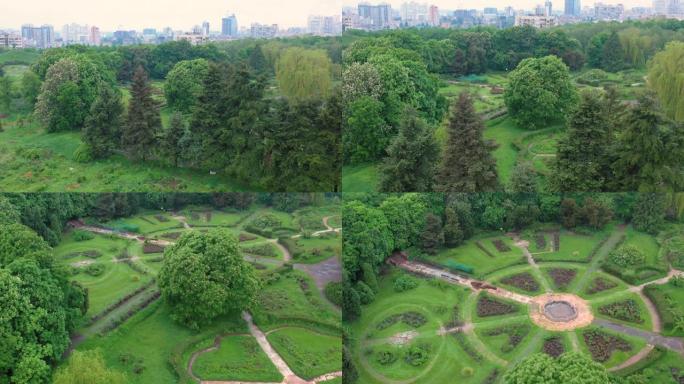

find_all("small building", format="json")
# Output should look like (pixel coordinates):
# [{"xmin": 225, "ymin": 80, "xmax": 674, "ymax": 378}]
[
  {"xmin": 0, "ymin": 31, "xmax": 23, "ymax": 48},
  {"xmin": 515, "ymin": 15, "xmax": 558, "ymax": 28}
]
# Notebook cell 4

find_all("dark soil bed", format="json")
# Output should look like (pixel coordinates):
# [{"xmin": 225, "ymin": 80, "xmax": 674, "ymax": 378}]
[
  {"xmin": 535, "ymin": 233, "xmax": 546, "ymax": 250},
  {"xmin": 492, "ymin": 239, "xmax": 511, "ymax": 252},
  {"xmin": 477, "ymin": 296, "xmax": 518, "ymax": 317},
  {"xmin": 155, "ymin": 215, "xmax": 169, "ymax": 222},
  {"xmin": 484, "ymin": 324, "xmax": 530, "ymax": 353},
  {"xmin": 582, "ymin": 329, "xmax": 632, "ymax": 362},
  {"xmin": 548, "ymin": 268, "xmax": 577, "ymax": 290},
  {"xmin": 161, "ymin": 232, "xmax": 182, "ymax": 239},
  {"xmin": 542, "ymin": 336, "xmax": 565, "ymax": 358},
  {"xmin": 143, "ymin": 243, "xmax": 166, "ymax": 254},
  {"xmin": 500, "ymin": 272, "xmax": 539, "ymax": 292},
  {"xmin": 586, "ymin": 277, "xmax": 618, "ymax": 294},
  {"xmin": 598, "ymin": 299, "xmax": 644, "ymax": 324}
]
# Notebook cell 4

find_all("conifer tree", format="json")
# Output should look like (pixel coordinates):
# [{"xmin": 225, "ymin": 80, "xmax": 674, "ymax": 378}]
[
  {"xmin": 123, "ymin": 66, "xmax": 161, "ymax": 161},
  {"xmin": 550, "ymin": 90, "xmax": 611, "ymax": 191},
  {"xmin": 437, "ymin": 93, "xmax": 498, "ymax": 192},
  {"xmin": 611, "ymin": 92, "xmax": 684, "ymax": 192},
  {"xmin": 248, "ymin": 44, "xmax": 268, "ymax": 74},
  {"xmin": 508, "ymin": 162, "xmax": 538, "ymax": 193},
  {"xmin": 379, "ymin": 108, "xmax": 438, "ymax": 192},
  {"xmin": 83, "ymin": 85, "xmax": 123, "ymax": 159},
  {"xmin": 443, "ymin": 207, "xmax": 464, "ymax": 247},
  {"xmin": 421, "ymin": 213, "xmax": 444, "ymax": 254},
  {"xmin": 601, "ymin": 32, "xmax": 624, "ymax": 72},
  {"xmin": 163, "ymin": 112, "xmax": 186, "ymax": 167}
]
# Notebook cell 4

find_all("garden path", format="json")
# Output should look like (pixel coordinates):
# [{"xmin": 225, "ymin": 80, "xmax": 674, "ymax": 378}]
[
  {"xmin": 593, "ymin": 318, "xmax": 684, "ymax": 354},
  {"xmin": 291, "ymin": 216, "xmax": 341, "ymax": 238},
  {"xmin": 608, "ymin": 345, "xmax": 655, "ymax": 372},
  {"xmin": 572, "ymin": 225, "xmax": 627, "ymax": 295},
  {"xmin": 511, "ymin": 235, "xmax": 553, "ymax": 292}
]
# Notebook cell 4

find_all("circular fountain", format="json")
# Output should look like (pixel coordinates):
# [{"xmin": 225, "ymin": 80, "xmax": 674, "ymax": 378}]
[
  {"xmin": 543, "ymin": 300, "xmax": 578, "ymax": 322},
  {"xmin": 530, "ymin": 294, "xmax": 593, "ymax": 331}
]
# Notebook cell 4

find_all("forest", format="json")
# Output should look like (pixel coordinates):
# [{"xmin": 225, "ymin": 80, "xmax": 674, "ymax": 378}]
[
  {"xmin": 341, "ymin": 20, "xmax": 684, "ymax": 193},
  {"xmin": 0, "ymin": 37, "xmax": 344, "ymax": 191}
]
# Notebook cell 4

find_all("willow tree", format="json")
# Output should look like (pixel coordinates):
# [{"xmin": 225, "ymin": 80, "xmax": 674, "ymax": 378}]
[
  {"xmin": 649, "ymin": 41, "xmax": 684, "ymax": 121},
  {"xmin": 275, "ymin": 47, "xmax": 332, "ymax": 104}
]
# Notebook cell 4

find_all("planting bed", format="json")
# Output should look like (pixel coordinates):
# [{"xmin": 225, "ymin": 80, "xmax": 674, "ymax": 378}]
[
  {"xmin": 547, "ymin": 268, "xmax": 577, "ymax": 290},
  {"xmin": 500, "ymin": 272, "xmax": 540, "ymax": 292},
  {"xmin": 476, "ymin": 295, "xmax": 519, "ymax": 318},
  {"xmin": 582, "ymin": 329, "xmax": 632, "ymax": 362},
  {"xmin": 542, "ymin": 336, "xmax": 565, "ymax": 358}
]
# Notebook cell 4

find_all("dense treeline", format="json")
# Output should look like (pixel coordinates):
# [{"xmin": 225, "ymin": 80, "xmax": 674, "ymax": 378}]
[
  {"xmin": 342, "ymin": 192, "xmax": 682, "ymax": 321},
  {"xmin": 342, "ymin": 21, "xmax": 684, "ymax": 193},
  {"xmin": 1, "ymin": 38, "xmax": 343, "ymax": 191},
  {"xmin": 1, "ymin": 193, "xmax": 337, "ymax": 246}
]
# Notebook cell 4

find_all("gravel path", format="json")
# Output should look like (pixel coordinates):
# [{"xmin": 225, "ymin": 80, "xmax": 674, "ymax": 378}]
[{"xmin": 593, "ymin": 318, "xmax": 684, "ymax": 353}]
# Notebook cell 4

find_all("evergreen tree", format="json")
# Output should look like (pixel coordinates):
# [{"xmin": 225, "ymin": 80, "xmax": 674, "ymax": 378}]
[
  {"xmin": 560, "ymin": 198, "xmax": 579, "ymax": 228},
  {"xmin": 379, "ymin": 108, "xmax": 438, "ymax": 192},
  {"xmin": 421, "ymin": 213, "xmax": 444, "ymax": 255},
  {"xmin": 611, "ymin": 92, "xmax": 684, "ymax": 192},
  {"xmin": 248, "ymin": 44, "xmax": 268, "ymax": 74},
  {"xmin": 163, "ymin": 112, "xmax": 186, "ymax": 167},
  {"xmin": 437, "ymin": 93, "xmax": 498, "ymax": 192},
  {"xmin": 83, "ymin": 85, "xmax": 123, "ymax": 159},
  {"xmin": 509, "ymin": 162, "xmax": 538, "ymax": 193},
  {"xmin": 601, "ymin": 32, "xmax": 624, "ymax": 72},
  {"xmin": 342, "ymin": 283, "xmax": 362, "ymax": 321},
  {"xmin": 550, "ymin": 90, "xmax": 611, "ymax": 191},
  {"xmin": 632, "ymin": 193, "xmax": 666, "ymax": 234},
  {"xmin": 342, "ymin": 347, "xmax": 359, "ymax": 384},
  {"xmin": 122, "ymin": 66, "xmax": 161, "ymax": 161},
  {"xmin": 443, "ymin": 207, "xmax": 464, "ymax": 247}
]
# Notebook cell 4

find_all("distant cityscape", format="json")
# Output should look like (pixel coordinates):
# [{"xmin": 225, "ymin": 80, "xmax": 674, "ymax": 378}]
[
  {"xmin": 343, "ymin": 0, "xmax": 683, "ymax": 30},
  {"xmin": 0, "ymin": 12, "xmax": 343, "ymax": 49}
]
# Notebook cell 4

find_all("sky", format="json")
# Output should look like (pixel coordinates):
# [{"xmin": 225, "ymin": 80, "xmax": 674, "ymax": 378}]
[
  {"xmin": 1, "ymin": 0, "xmax": 343, "ymax": 31},
  {"xmin": 341, "ymin": 0, "xmax": 652, "ymax": 11}
]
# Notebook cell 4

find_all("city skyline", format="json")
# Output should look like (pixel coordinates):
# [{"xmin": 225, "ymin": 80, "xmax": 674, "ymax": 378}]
[
  {"xmin": 342, "ymin": 0, "xmax": 652, "ymax": 11},
  {"xmin": 1, "ymin": 0, "xmax": 342, "ymax": 31}
]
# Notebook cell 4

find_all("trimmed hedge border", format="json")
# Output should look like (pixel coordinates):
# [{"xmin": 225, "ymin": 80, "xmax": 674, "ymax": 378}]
[
  {"xmin": 475, "ymin": 241, "xmax": 496, "ymax": 258},
  {"xmin": 87, "ymin": 279, "xmax": 156, "ymax": 325}
]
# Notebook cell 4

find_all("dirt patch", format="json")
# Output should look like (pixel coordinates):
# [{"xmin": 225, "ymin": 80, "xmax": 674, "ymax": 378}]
[
  {"xmin": 389, "ymin": 331, "xmax": 419, "ymax": 345},
  {"xmin": 530, "ymin": 293, "xmax": 593, "ymax": 331},
  {"xmin": 71, "ymin": 260, "xmax": 95, "ymax": 268}
]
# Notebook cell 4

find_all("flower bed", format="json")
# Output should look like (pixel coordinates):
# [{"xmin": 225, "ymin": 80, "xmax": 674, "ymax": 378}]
[
  {"xmin": 477, "ymin": 296, "xmax": 518, "ymax": 317},
  {"xmin": 154, "ymin": 215, "xmax": 169, "ymax": 222},
  {"xmin": 542, "ymin": 336, "xmax": 565, "ymax": 358},
  {"xmin": 376, "ymin": 311, "xmax": 427, "ymax": 330},
  {"xmin": 483, "ymin": 324, "xmax": 530, "ymax": 353},
  {"xmin": 598, "ymin": 299, "xmax": 644, "ymax": 324},
  {"xmin": 582, "ymin": 329, "xmax": 632, "ymax": 362},
  {"xmin": 548, "ymin": 268, "xmax": 577, "ymax": 290},
  {"xmin": 143, "ymin": 243, "xmax": 166, "ymax": 254},
  {"xmin": 535, "ymin": 233, "xmax": 546, "ymax": 250},
  {"xmin": 492, "ymin": 239, "xmax": 511, "ymax": 252},
  {"xmin": 500, "ymin": 272, "xmax": 540, "ymax": 292},
  {"xmin": 586, "ymin": 277, "xmax": 617, "ymax": 294}
]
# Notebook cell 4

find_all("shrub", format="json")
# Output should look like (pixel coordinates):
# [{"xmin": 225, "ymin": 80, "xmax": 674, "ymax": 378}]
[
  {"xmin": 376, "ymin": 350, "xmax": 397, "ymax": 365},
  {"xmin": 598, "ymin": 299, "xmax": 644, "ymax": 324},
  {"xmin": 461, "ymin": 367, "xmax": 474, "ymax": 377},
  {"xmin": 251, "ymin": 214, "xmax": 281, "ymax": 229},
  {"xmin": 324, "ymin": 282, "xmax": 342, "ymax": 306},
  {"xmin": 356, "ymin": 281, "xmax": 375, "ymax": 304},
  {"xmin": 73, "ymin": 230, "xmax": 94, "ymax": 241},
  {"xmin": 404, "ymin": 344, "xmax": 430, "ymax": 366},
  {"xmin": 394, "ymin": 275, "xmax": 418, "ymax": 292},
  {"xmin": 73, "ymin": 143, "xmax": 94, "ymax": 163},
  {"xmin": 85, "ymin": 263, "xmax": 105, "ymax": 276},
  {"xmin": 609, "ymin": 245, "xmax": 645, "ymax": 267}
]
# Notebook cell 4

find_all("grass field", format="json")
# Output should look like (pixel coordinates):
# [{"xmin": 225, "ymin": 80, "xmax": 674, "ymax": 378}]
[
  {"xmin": 432, "ymin": 234, "xmax": 525, "ymax": 279},
  {"xmin": 533, "ymin": 228, "xmax": 612, "ymax": 262},
  {"xmin": 192, "ymin": 335, "xmax": 283, "ymax": 382},
  {"xmin": 0, "ymin": 49, "xmax": 41, "ymax": 64},
  {"xmin": 285, "ymin": 233, "xmax": 341, "ymax": 264},
  {"xmin": 341, "ymin": 163, "xmax": 379, "ymax": 192},
  {"xmin": 267, "ymin": 327, "xmax": 341, "ymax": 379}
]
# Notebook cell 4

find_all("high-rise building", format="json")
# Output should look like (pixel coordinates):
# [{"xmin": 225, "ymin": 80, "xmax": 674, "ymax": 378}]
[
  {"xmin": 545, "ymin": 1, "xmax": 553, "ymax": 16},
  {"xmin": 250, "ymin": 23, "xmax": 278, "ymax": 38},
  {"xmin": 565, "ymin": 0, "xmax": 581, "ymax": 16},
  {"xmin": 428, "ymin": 5, "xmax": 440, "ymax": 26},
  {"xmin": 516, "ymin": 14, "xmax": 557, "ymax": 27},
  {"xmin": 535, "ymin": 4, "xmax": 546, "ymax": 15},
  {"xmin": 222, "ymin": 14, "xmax": 238, "ymax": 37},
  {"xmin": 62, "ymin": 23, "xmax": 89, "ymax": 45},
  {"xmin": 202, "ymin": 21, "xmax": 210, "ymax": 36},
  {"xmin": 89, "ymin": 26, "xmax": 101, "ymax": 46},
  {"xmin": 653, "ymin": 0, "xmax": 682, "ymax": 15},
  {"xmin": 0, "ymin": 31, "xmax": 23, "ymax": 48},
  {"xmin": 358, "ymin": 3, "xmax": 392, "ymax": 29},
  {"xmin": 594, "ymin": 3, "xmax": 625, "ymax": 20},
  {"xmin": 21, "ymin": 24, "xmax": 54, "ymax": 48}
]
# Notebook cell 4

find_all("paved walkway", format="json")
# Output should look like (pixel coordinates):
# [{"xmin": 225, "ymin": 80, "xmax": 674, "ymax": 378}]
[{"xmin": 593, "ymin": 318, "xmax": 684, "ymax": 353}]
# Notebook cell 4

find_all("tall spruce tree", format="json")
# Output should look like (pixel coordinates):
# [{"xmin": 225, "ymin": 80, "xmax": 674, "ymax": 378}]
[
  {"xmin": 443, "ymin": 207, "xmax": 464, "ymax": 247},
  {"xmin": 123, "ymin": 66, "xmax": 161, "ymax": 161},
  {"xmin": 83, "ymin": 85, "xmax": 123, "ymax": 159},
  {"xmin": 601, "ymin": 32, "xmax": 624, "ymax": 72},
  {"xmin": 421, "ymin": 213, "xmax": 444, "ymax": 254},
  {"xmin": 163, "ymin": 112, "xmax": 186, "ymax": 167},
  {"xmin": 611, "ymin": 92, "xmax": 684, "ymax": 192},
  {"xmin": 437, "ymin": 93, "xmax": 498, "ymax": 192},
  {"xmin": 379, "ymin": 108, "xmax": 439, "ymax": 192},
  {"xmin": 550, "ymin": 90, "xmax": 611, "ymax": 191}
]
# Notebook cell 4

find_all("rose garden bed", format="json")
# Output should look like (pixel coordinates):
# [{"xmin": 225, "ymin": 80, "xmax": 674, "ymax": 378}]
[
  {"xmin": 542, "ymin": 336, "xmax": 565, "ymax": 358},
  {"xmin": 492, "ymin": 239, "xmax": 511, "ymax": 252},
  {"xmin": 143, "ymin": 243, "xmax": 166, "ymax": 254},
  {"xmin": 376, "ymin": 311, "xmax": 428, "ymax": 330},
  {"xmin": 547, "ymin": 268, "xmax": 577, "ymax": 290},
  {"xmin": 582, "ymin": 329, "xmax": 632, "ymax": 362},
  {"xmin": 500, "ymin": 272, "xmax": 540, "ymax": 292},
  {"xmin": 477, "ymin": 295, "xmax": 519, "ymax": 317},
  {"xmin": 586, "ymin": 277, "xmax": 618, "ymax": 294},
  {"xmin": 598, "ymin": 299, "xmax": 644, "ymax": 324},
  {"xmin": 483, "ymin": 324, "xmax": 530, "ymax": 353}
]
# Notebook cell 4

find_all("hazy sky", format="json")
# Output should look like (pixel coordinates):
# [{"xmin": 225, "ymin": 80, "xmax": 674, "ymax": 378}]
[
  {"xmin": 1, "ymin": 0, "xmax": 342, "ymax": 31},
  {"xmin": 341, "ymin": 0, "xmax": 652, "ymax": 11}
]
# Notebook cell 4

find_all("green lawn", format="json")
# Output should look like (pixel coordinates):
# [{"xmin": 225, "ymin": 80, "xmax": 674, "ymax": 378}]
[
  {"xmin": 576, "ymin": 326, "xmax": 647, "ymax": 369},
  {"xmin": 284, "ymin": 233, "xmax": 341, "ymax": 264},
  {"xmin": 192, "ymin": 335, "xmax": 283, "ymax": 382},
  {"xmin": 182, "ymin": 209, "xmax": 249, "ymax": 227},
  {"xmin": 432, "ymin": 234, "xmax": 525, "ymax": 279},
  {"xmin": 104, "ymin": 212, "xmax": 182, "ymax": 234},
  {"xmin": 533, "ymin": 228, "xmax": 611, "ymax": 263},
  {"xmin": 267, "ymin": 327, "xmax": 341, "ymax": 380},
  {"xmin": 0, "ymin": 115, "xmax": 258, "ymax": 192},
  {"xmin": 0, "ymin": 49, "xmax": 41, "ymax": 64},
  {"xmin": 483, "ymin": 116, "xmax": 527, "ymax": 185},
  {"xmin": 589, "ymin": 291, "xmax": 654, "ymax": 332},
  {"xmin": 349, "ymin": 269, "xmax": 498, "ymax": 384},
  {"xmin": 293, "ymin": 205, "xmax": 341, "ymax": 231},
  {"xmin": 342, "ymin": 163, "xmax": 379, "ymax": 192}
]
